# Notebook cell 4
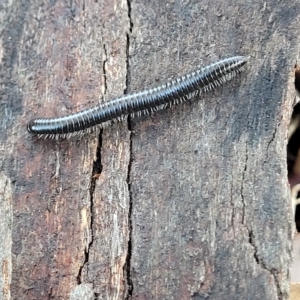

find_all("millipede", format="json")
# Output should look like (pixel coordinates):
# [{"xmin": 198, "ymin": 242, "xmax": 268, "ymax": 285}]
[{"xmin": 27, "ymin": 56, "xmax": 248, "ymax": 139}]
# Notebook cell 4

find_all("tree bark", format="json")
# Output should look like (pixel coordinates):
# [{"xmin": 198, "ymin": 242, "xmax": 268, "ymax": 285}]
[{"xmin": 0, "ymin": 0, "xmax": 298, "ymax": 299}]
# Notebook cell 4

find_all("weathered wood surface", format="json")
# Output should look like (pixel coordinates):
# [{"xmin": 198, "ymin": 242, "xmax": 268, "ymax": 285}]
[{"xmin": 0, "ymin": 0, "xmax": 299, "ymax": 299}]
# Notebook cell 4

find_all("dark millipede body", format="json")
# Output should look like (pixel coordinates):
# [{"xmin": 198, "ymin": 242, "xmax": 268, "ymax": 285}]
[{"xmin": 27, "ymin": 56, "xmax": 248, "ymax": 139}]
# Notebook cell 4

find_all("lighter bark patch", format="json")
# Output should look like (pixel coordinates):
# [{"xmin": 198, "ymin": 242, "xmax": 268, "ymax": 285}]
[{"xmin": 0, "ymin": 172, "xmax": 13, "ymax": 300}]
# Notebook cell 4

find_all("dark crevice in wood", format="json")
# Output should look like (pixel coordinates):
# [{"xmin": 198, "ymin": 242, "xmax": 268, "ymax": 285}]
[
  {"xmin": 77, "ymin": 131, "xmax": 102, "ymax": 285},
  {"xmin": 127, "ymin": 0, "xmax": 133, "ymax": 33},
  {"xmin": 240, "ymin": 143, "xmax": 248, "ymax": 225},
  {"xmin": 241, "ymin": 142, "xmax": 284, "ymax": 299},
  {"xmin": 125, "ymin": 108, "xmax": 133, "ymax": 299},
  {"xmin": 76, "ymin": 132, "xmax": 102, "ymax": 285},
  {"xmin": 75, "ymin": 40, "xmax": 108, "ymax": 285},
  {"xmin": 247, "ymin": 228, "xmax": 281, "ymax": 298},
  {"xmin": 125, "ymin": 2, "xmax": 133, "ymax": 298},
  {"xmin": 47, "ymin": 287, "xmax": 53, "ymax": 300},
  {"xmin": 266, "ymin": 124, "xmax": 279, "ymax": 160},
  {"xmin": 248, "ymin": 230, "xmax": 259, "ymax": 265},
  {"xmin": 240, "ymin": 144, "xmax": 278, "ymax": 291},
  {"xmin": 125, "ymin": 126, "xmax": 133, "ymax": 299},
  {"xmin": 241, "ymin": 143, "xmax": 283, "ymax": 296},
  {"xmin": 102, "ymin": 44, "xmax": 108, "ymax": 95},
  {"xmin": 248, "ymin": 220, "xmax": 283, "ymax": 298}
]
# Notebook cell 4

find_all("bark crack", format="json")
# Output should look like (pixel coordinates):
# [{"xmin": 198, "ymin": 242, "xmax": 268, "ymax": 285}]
[
  {"xmin": 77, "ymin": 136, "xmax": 102, "ymax": 284},
  {"xmin": 266, "ymin": 122, "xmax": 280, "ymax": 161},
  {"xmin": 267, "ymin": 125, "xmax": 278, "ymax": 151},
  {"xmin": 127, "ymin": 0, "xmax": 133, "ymax": 33},
  {"xmin": 125, "ymin": 1, "xmax": 133, "ymax": 298},
  {"xmin": 76, "ymin": 44, "xmax": 107, "ymax": 285},
  {"xmin": 248, "ymin": 229, "xmax": 282, "ymax": 299},
  {"xmin": 125, "ymin": 128, "xmax": 133, "ymax": 299},
  {"xmin": 241, "ymin": 144, "xmax": 282, "ymax": 299},
  {"xmin": 248, "ymin": 229, "xmax": 260, "ymax": 265},
  {"xmin": 240, "ymin": 143, "xmax": 248, "ymax": 225},
  {"xmin": 48, "ymin": 287, "xmax": 53, "ymax": 300},
  {"xmin": 102, "ymin": 44, "xmax": 108, "ymax": 95}
]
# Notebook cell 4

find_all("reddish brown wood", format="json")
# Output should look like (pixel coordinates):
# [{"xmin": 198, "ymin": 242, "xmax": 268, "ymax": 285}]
[
  {"xmin": 0, "ymin": 0, "xmax": 129, "ymax": 299},
  {"xmin": 0, "ymin": 0, "xmax": 299, "ymax": 299}
]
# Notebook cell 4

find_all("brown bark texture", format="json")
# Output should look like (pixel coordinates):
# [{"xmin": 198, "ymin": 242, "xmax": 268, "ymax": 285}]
[{"xmin": 0, "ymin": 0, "xmax": 299, "ymax": 299}]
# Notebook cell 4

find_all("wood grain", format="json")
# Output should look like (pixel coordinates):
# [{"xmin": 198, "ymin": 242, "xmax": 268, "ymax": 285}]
[{"xmin": 0, "ymin": 0, "xmax": 299, "ymax": 299}]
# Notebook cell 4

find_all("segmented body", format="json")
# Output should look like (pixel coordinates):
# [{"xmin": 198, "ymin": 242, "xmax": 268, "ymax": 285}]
[{"xmin": 27, "ymin": 56, "xmax": 248, "ymax": 139}]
